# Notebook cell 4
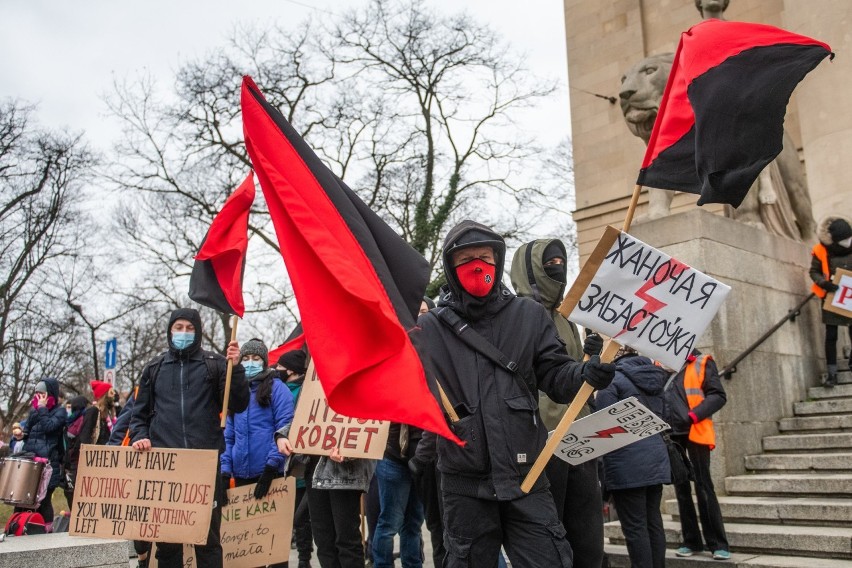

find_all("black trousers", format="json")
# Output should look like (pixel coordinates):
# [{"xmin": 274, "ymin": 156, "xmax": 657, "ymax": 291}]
[
  {"xmin": 234, "ymin": 476, "xmax": 288, "ymax": 568},
  {"xmin": 308, "ymin": 486, "xmax": 364, "ymax": 568},
  {"xmin": 672, "ymin": 435, "xmax": 729, "ymax": 552},
  {"xmin": 825, "ymin": 324, "xmax": 852, "ymax": 365},
  {"xmin": 610, "ymin": 485, "xmax": 665, "ymax": 568},
  {"xmin": 293, "ymin": 485, "xmax": 314, "ymax": 563},
  {"xmin": 441, "ymin": 489, "xmax": 572, "ymax": 568},
  {"xmin": 156, "ymin": 473, "xmax": 224, "ymax": 568},
  {"xmin": 546, "ymin": 457, "xmax": 604, "ymax": 568},
  {"xmin": 414, "ymin": 463, "xmax": 445, "ymax": 567}
]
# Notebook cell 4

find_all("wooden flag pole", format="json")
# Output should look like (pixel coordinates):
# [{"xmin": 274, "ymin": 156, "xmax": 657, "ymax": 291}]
[
  {"xmin": 622, "ymin": 184, "xmax": 643, "ymax": 233},
  {"xmin": 520, "ymin": 340, "xmax": 622, "ymax": 493},
  {"xmin": 220, "ymin": 315, "xmax": 239, "ymax": 428}
]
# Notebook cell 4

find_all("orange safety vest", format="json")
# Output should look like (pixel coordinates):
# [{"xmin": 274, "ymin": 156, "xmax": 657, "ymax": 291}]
[
  {"xmin": 684, "ymin": 355, "xmax": 716, "ymax": 449},
  {"xmin": 812, "ymin": 243, "xmax": 830, "ymax": 299}
]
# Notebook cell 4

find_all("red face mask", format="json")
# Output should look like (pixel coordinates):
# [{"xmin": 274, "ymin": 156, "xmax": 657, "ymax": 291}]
[{"xmin": 455, "ymin": 259, "xmax": 496, "ymax": 297}]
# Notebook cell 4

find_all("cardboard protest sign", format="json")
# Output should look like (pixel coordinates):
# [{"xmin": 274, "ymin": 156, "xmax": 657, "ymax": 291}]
[
  {"xmin": 220, "ymin": 477, "xmax": 295, "ymax": 567},
  {"xmin": 70, "ymin": 445, "xmax": 217, "ymax": 544},
  {"xmin": 824, "ymin": 268, "xmax": 852, "ymax": 318},
  {"xmin": 288, "ymin": 360, "xmax": 389, "ymax": 459},
  {"xmin": 554, "ymin": 397, "xmax": 670, "ymax": 465},
  {"xmin": 560, "ymin": 226, "xmax": 730, "ymax": 369}
]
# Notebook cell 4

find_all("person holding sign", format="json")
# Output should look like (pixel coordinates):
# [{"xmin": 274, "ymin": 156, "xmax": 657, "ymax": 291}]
[
  {"xmin": 595, "ymin": 347, "xmax": 670, "ymax": 568},
  {"xmin": 809, "ymin": 217, "xmax": 852, "ymax": 387},
  {"xmin": 413, "ymin": 220, "xmax": 615, "ymax": 568},
  {"xmin": 509, "ymin": 239, "xmax": 606, "ymax": 568},
  {"xmin": 129, "ymin": 308, "xmax": 248, "ymax": 568}
]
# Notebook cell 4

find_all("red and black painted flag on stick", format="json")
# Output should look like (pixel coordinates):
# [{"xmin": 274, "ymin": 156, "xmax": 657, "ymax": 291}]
[
  {"xmin": 188, "ymin": 172, "xmax": 255, "ymax": 317},
  {"xmin": 240, "ymin": 76, "xmax": 461, "ymax": 443},
  {"xmin": 268, "ymin": 322, "xmax": 306, "ymax": 365},
  {"xmin": 638, "ymin": 19, "xmax": 832, "ymax": 207}
]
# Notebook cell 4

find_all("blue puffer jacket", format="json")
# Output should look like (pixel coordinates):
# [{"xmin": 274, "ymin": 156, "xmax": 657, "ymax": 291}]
[
  {"xmin": 23, "ymin": 378, "xmax": 67, "ymax": 489},
  {"xmin": 222, "ymin": 372, "xmax": 295, "ymax": 479},
  {"xmin": 596, "ymin": 354, "xmax": 670, "ymax": 491}
]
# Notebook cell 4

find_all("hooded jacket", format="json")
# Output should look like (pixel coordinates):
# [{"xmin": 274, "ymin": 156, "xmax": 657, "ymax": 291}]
[
  {"xmin": 510, "ymin": 239, "xmax": 586, "ymax": 430},
  {"xmin": 24, "ymin": 377, "xmax": 66, "ymax": 488},
  {"xmin": 222, "ymin": 369, "xmax": 295, "ymax": 479},
  {"xmin": 596, "ymin": 354, "xmax": 670, "ymax": 491},
  {"xmin": 810, "ymin": 216, "xmax": 852, "ymax": 326},
  {"xmin": 416, "ymin": 221, "xmax": 587, "ymax": 500},
  {"xmin": 130, "ymin": 308, "xmax": 249, "ymax": 452}
]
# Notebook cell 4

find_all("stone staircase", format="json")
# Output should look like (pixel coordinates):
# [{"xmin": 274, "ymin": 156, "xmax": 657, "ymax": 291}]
[{"xmin": 604, "ymin": 368, "xmax": 852, "ymax": 567}]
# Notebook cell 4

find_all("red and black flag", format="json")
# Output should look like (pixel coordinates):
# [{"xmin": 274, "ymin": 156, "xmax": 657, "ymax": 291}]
[
  {"xmin": 240, "ymin": 76, "xmax": 461, "ymax": 443},
  {"xmin": 188, "ymin": 172, "xmax": 255, "ymax": 317},
  {"xmin": 638, "ymin": 19, "xmax": 832, "ymax": 207},
  {"xmin": 268, "ymin": 322, "xmax": 306, "ymax": 364}
]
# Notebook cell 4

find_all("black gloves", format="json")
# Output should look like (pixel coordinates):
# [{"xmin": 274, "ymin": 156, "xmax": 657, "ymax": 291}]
[
  {"xmin": 407, "ymin": 455, "xmax": 428, "ymax": 479},
  {"xmin": 254, "ymin": 465, "xmax": 277, "ymax": 499},
  {"xmin": 582, "ymin": 355, "xmax": 615, "ymax": 391},
  {"xmin": 220, "ymin": 474, "xmax": 232, "ymax": 504},
  {"xmin": 821, "ymin": 280, "xmax": 839, "ymax": 293},
  {"xmin": 583, "ymin": 332, "xmax": 604, "ymax": 357}
]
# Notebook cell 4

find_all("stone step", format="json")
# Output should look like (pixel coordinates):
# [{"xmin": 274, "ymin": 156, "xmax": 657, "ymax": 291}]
[
  {"xmin": 794, "ymin": 398, "xmax": 852, "ymax": 416},
  {"xmin": 763, "ymin": 432, "xmax": 852, "ymax": 452},
  {"xmin": 604, "ymin": 517, "xmax": 852, "ymax": 559},
  {"xmin": 745, "ymin": 452, "xmax": 852, "ymax": 471},
  {"xmin": 808, "ymin": 383, "xmax": 852, "ymax": 400},
  {"xmin": 725, "ymin": 473, "xmax": 852, "ymax": 496},
  {"xmin": 664, "ymin": 495, "xmax": 852, "ymax": 526},
  {"xmin": 604, "ymin": 543, "xmax": 852, "ymax": 567},
  {"xmin": 779, "ymin": 414, "xmax": 852, "ymax": 432}
]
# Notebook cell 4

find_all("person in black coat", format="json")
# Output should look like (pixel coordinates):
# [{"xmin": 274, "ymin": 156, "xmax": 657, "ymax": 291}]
[
  {"xmin": 21, "ymin": 378, "xmax": 66, "ymax": 523},
  {"xmin": 596, "ymin": 349, "xmax": 670, "ymax": 568},
  {"xmin": 413, "ymin": 220, "xmax": 615, "ymax": 568}
]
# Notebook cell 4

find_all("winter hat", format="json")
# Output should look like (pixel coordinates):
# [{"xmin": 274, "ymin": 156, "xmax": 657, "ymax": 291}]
[
  {"xmin": 90, "ymin": 380, "xmax": 112, "ymax": 400},
  {"xmin": 278, "ymin": 350, "xmax": 307, "ymax": 375},
  {"xmin": 34, "ymin": 381, "xmax": 47, "ymax": 394},
  {"xmin": 543, "ymin": 240, "xmax": 566, "ymax": 264},
  {"xmin": 828, "ymin": 219, "xmax": 852, "ymax": 243},
  {"xmin": 240, "ymin": 338, "xmax": 269, "ymax": 367}
]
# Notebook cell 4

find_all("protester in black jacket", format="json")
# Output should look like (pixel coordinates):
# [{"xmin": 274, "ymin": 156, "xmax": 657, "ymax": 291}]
[
  {"xmin": 130, "ymin": 308, "xmax": 248, "ymax": 568},
  {"xmin": 413, "ymin": 220, "xmax": 615, "ymax": 568}
]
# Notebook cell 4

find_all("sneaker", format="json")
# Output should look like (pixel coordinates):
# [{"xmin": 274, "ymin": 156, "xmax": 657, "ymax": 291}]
[
  {"xmin": 713, "ymin": 550, "xmax": 731, "ymax": 560},
  {"xmin": 675, "ymin": 547, "xmax": 694, "ymax": 557},
  {"xmin": 826, "ymin": 373, "xmax": 838, "ymax": 388}
]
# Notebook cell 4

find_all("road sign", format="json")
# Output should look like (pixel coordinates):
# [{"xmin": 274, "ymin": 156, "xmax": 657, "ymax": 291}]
[
  {"xmin": 103, "ymin": 369, "xmax": 116, "ymax": 385},
  {"xmin": 104, "ymin": 338, "xmax": 117, "ymax": 369}
]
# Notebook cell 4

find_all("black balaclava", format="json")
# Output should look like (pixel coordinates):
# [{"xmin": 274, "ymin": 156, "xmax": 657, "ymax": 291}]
[
  {"xmin": 828, "ymin": 219, "xmax": 852, "ymax": 254},
  {"xmin": 542, "ymin": 240, "xmax": 568, "ymax": 285},
  {"xmin": 442, "ymin": 220, "xmax": 506, "ymax": 321},
  {"xmin": 167, "ymin": 308, "xmax": 203, "ymax": 358}
]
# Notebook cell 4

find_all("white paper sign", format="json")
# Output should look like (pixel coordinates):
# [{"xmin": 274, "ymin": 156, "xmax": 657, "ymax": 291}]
[
  {"xmin": 829, "ymin": 272, "xmax": 852, "ymax": 315},
  {"xmin": 554, "ymin": 397, "xmax": 670, "ymax": 465},
  {"xmin": 564, "ymin": 227, "xmax": 730, "ymax": 369}
]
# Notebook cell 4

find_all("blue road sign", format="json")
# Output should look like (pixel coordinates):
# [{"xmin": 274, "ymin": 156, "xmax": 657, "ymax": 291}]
[{"xmin": 104, "ymin": 338, "xmax": 117, "ymax": 370}]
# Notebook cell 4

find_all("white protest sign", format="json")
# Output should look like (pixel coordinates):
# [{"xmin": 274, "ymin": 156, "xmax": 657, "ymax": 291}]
[
  {"xmin": 554, "ymin": 397, "xmax": 670, "ymax": 465},
  {"xmin": 825, "ymin": 268, "xmax": 852, "ymax": 318},
  {"xmin": 288, "ymin": 359, "xmax": 389, "ymax": 459},
  {"xmin": 560, "ymin": 226, "xmax": 730, "ymax": 369}
]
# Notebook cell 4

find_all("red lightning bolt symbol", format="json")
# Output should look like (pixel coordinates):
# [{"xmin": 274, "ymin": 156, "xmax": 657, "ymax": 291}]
[
  {"xmin": 614, "ymin": 259, "xmax": 689, "ymax": 339},
  {"xmin": 588, "ymin": 426, "xmax": 628, "ymax": 439}
]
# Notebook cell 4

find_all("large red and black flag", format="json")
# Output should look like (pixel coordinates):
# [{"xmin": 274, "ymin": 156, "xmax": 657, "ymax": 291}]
[
  {"xmin": 638, "ymin": 19, "xmax": 832, "ymax": 207},
  {"xmin": 188, "ymin": 172, "xmax": 255, "ymax": 317},
  {"xmin": 268, "ymin": 322, "xmax": 306, "ymax": 365},
  {"xmin": 240, "ymin": 76, "xmax": 461, "ymax": 443}
]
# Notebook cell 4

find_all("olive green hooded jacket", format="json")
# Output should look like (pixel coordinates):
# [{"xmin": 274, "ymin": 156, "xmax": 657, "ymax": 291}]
[{"xmin": 510, "ymin": 239, "xmax": 587, "ymax": 430}]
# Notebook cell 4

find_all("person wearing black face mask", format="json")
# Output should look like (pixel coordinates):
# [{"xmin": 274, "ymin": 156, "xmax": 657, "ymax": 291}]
[
  {"xmin": 510, "ymin": 239, "xmax": 605, "ymax": 568},
  {"xmin": 411, "ymin": 221, "xmax": 615, "ymax": 568}
]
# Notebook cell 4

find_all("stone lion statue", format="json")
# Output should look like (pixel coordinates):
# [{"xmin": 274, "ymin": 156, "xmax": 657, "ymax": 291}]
[{"xmin": 618, "ymin": 52, "xmax": 816, "ymax": 241}]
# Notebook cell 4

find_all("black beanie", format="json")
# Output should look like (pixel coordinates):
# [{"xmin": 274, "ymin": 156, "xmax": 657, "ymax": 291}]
[
  {"xmin": 829, "ymin": 219, "xmax": 852, "ymax": 243},
  {"xmin": 278, "ymin": 350, "xmax": 307, "ymax": 375},
  {"xmin": 543, "ymin": 241, "xmax": 565, "ymax": 263},
  {"xmin": 423, "ymin": 296, "xmax": 436, "ymax": 310}
]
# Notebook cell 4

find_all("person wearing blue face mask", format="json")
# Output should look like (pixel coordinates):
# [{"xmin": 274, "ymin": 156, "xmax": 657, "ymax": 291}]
[
  {"xmin": 221, "ymin": 338, "xmax": 295, "ymax": 565},
  {"xmin": 129, "ymin": 308, "xmax": 249, "ymax": 568}
]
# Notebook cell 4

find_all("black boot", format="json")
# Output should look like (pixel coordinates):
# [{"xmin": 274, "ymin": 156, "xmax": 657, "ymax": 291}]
[{"xmin": 826, "ymin": 373, "xmax": 838, "ymax": 388}]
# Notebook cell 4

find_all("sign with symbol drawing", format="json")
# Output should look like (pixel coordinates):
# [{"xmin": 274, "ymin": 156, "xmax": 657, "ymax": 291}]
[{"xmin": 104, "ymin": 338, "xmax": 117, "ymax": 369}]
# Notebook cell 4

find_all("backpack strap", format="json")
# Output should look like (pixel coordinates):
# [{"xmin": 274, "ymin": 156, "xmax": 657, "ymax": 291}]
[
  {"xmin": 201, "ymin": 351, "xmax": 223, "ymax": 402},
  {"xmin": 434, "ymin": 307, "xmax": 536, "ymax": 397}
]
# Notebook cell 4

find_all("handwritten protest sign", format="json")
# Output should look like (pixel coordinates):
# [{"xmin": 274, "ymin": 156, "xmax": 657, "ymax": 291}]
[
  {"xmin": 288, "ymin": 360, "xmax": 389, "ymax": 459},
  {"xmin": 554, "ymin": 397, "xmax": 670, "ymax": 465},
  {"xmin": 70, "ymin": 445, "xmax": 217, "ymax": 544},
  {"xmin": 824, "ymin": 268, "xmax": 852, "ymax": 318},
  {"xmin": 221, "ymin": 477, "xmax": 295, "ymax": 567},
  {"xmin": 560, "ymin": 226, "xmax": 730, "ymax": 369}
]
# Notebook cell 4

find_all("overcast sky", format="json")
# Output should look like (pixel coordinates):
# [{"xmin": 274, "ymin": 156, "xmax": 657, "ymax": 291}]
[{"xmin": 0, "ymin": 0, "xmax": 572, "ymax": 155}]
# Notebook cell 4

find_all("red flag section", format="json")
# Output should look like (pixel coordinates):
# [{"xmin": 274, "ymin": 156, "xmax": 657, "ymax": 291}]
[
  {"xmin": 240, "ymin": 76, "xmax": 461, "ymax": 444},
  {"xmin": 638, "ymin": 19, "xmax": 831, "ymax": 207},
  {"xmin": 188, "ymin": 172, "xmax": 255, "ymax": 317},
  {"xmin": 268, "ymin": 324, "xmax": 306, "ymax": 366}
]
